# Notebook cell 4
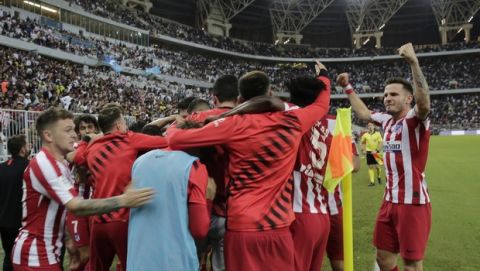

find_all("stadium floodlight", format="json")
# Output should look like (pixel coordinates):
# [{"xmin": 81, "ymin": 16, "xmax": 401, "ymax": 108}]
[
  {"xmin": 275, "ymin": 39, "xmax": 280, "ymax": 45},
  {"xmin": 379, "ymin": 23, "xmax": 385, "ymax": 30},
  {"xmin": 23, "ymin": 0, "xmax": 57, "ymax": 13},
  {"xmin": 441, "ymin": 18, "xmax": 446, "ymax": 25},
  {"xmin": 283, "ymin": 38, "xmax": 291, "ymax": 44},
  {"xmin": 457, "ymin": 27, "xmax": 463, "ymax": 33},
  {"xmin": 468, "ymin": 16, "xmax": 474, "ymax": 22},
  {"xmin": 362, "ymin": 38, "xmax": 370, "ymax": 45}
]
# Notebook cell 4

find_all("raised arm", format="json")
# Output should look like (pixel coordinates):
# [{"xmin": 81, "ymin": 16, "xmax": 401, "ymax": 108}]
[
  {"xmin": 337, "ymin": 73, "xmax": 372, "ymax": 121},
  {"xmin": 292, "ymin": 60, "xmax": 331, "ymax": 132},
  {"xmin": 399, "ymin": 43, "xmax": 430, "ymax": 120},
  {"xmin": 220, "ymin": 96, "xmax": 285, "ymax": 118},
  {"xmin": 145, "ymin": 115, "xmax": 177, "ymax": 130}
]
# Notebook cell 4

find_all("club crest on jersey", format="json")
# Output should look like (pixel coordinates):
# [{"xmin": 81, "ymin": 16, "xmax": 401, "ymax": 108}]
[
  {"xmin": 392, "ymin": 123, "xmax": 403, "ymax": 133},
  {"xmin": 383, "ymin": 140, "xmax": 402, "ymax": 152}
]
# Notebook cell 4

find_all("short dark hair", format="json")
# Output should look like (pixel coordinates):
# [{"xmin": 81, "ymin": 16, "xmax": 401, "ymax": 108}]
[
  {"xmin": 287, "ymin": 76, "xmax": 326, "ymax": 107},
  {"xmin": 74, "ymin": 114, "xmax": 99, "ymax": 134},
  {"xmin": 178, "ymin": 97, "xmax": 196, "ymax": 111},
  {"xmin": 97, "ymin": 103, "xmax": 123, "ymax": 133},
  {"xmin": 385, "ymin": 77, "xmax": 414, "ymax": 95},
  {"xmin": 238, "ymin": 71, "xmax": 270, "ymax": 101},
  {"xmin": 212, "ymin": 75, "xmax": 238, "ymax": 103},
  {"xmin": 128, "ymin": 120, "xmax": 147, "ymax": 133},
  {"xmin": 36, "ymin": 107, "xmax": 74, "ymax": 136},
  {"xmin": 187, "ymin": 99, "xmax": 210, "ymax": 114},
  {"xmin": 141, "ymin": 125, "xmax": 164, "ymax": 136},
  {"xmin": 7, "ymin": 135, "xmax": 26, "ymax": 157}
]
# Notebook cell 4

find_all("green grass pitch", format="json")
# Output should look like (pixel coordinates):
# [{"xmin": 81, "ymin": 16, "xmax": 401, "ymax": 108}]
[
  {"xmin": 1, "ymin": 136, "xmax": 479, "ymax": 270},
  {"xmin": 321, "ymin": 135, "xmax": 480, "ymax": 270}
]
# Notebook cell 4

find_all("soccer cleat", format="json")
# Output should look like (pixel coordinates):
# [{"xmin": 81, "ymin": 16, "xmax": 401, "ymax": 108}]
[
  {"xmin": 377, "ymin": 178, "xmax": 382, "ymax": 184},
  {"xmin": 368, "ymin": 183, "xmax": 375, "ymax": 187}
]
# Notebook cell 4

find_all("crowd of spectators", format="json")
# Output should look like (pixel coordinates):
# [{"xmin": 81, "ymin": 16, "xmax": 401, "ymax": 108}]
[
  {"xmin": 1, "ymin": 45, "xmax": 479, "ymax": 133},
  {"xmin": 0, "ymin": 46, "xmax": 208, "ymax": 121},
  {"xmin": 71, "ymin": 0, "xmax": 480, "ymax": 58},
  {"xmin": 2, "ymin": 13, "xmax": 480, "ymax": 94}
]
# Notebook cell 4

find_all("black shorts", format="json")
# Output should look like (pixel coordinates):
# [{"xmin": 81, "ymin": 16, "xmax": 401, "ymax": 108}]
[{"xmin": 366, "ymin": 152, "xmax": 379, "ymax": 165}]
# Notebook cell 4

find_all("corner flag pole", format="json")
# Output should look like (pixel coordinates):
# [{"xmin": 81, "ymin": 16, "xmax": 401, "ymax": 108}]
[
  {"xmin": 342, "ymin": 172, "xmax": 354, "ymax": 271},
  {"xmin": 322, "ymin": 107, "xmax": 354, "ymax": 270}
]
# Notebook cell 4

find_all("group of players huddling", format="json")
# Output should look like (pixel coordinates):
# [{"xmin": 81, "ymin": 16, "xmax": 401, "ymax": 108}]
[{"xmin": 8, "ymin": 42, "xmax": 432, "ymax": 271}]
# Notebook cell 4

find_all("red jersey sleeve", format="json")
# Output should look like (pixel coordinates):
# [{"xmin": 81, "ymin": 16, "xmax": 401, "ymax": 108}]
[
  {"xmin": 291, "ymin": 75, "xmax": 331, "ymax": 133},
  {"xmin": 167, "ymin": 116, "xmax": 239, "ymax": 150},
  {"xmin": 73, "ymin": 141, "xmax": 88, "ymax": 166},
  {"xmin": 187, "ymin": 160, "xmax": 210, "ymax": 238},
  {"xmin": 130, "ymin": 132, "xmax": 168, "ymax": 151},
  {"xmin": 187, "ymin": 160, "xmax": 208, "ymax": 205}
]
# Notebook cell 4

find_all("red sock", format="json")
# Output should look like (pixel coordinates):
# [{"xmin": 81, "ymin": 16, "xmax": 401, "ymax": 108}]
[{"xmin": 391, "ymin": 267, "xmax": 399, "ymax": 271}]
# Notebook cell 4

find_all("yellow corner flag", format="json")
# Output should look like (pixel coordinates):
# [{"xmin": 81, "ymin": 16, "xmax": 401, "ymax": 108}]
[{"xmin": 323, "ymin": 107, "xmax": 354, "ymax": 192}]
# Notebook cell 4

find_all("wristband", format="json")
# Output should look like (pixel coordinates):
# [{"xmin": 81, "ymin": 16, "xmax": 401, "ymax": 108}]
[{"xmin": 343, "ymin": 84, "xmax": 354, "ymax": 95}]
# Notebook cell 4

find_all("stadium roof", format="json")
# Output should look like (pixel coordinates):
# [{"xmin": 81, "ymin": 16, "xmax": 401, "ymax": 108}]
[{"xmin": 151, "ymin": 0, "xmax": 480, "ymax": 48}]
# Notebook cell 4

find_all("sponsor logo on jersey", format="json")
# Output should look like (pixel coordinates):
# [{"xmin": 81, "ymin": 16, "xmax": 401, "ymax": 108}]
[{"xmin": 383, "ymin": 140, "xmax": 402, "ymax": 152}]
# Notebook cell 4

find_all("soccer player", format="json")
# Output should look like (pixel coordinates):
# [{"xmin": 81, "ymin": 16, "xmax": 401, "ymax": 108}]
[
  {"xmin": 186, "ymin": 74, "xmax": 238, "ymax": 271},
  {"xmin": 360, "ymin": 122, "xmax": 383, "ymax": 186},
  {"xmin": 65, "ymin": 114, "xmax": 100, "ymax": 271},
  {"xmin": 10, "ymin": 107, "xmax": 154, "ymax": 271},
  {"xmin": 338, "ymin": 43, "xmax": 431, "ymax": 271},
  {"xmin": 74, "ymin": 115, "xmax": 99, "ymax": 137},
  {"xmin": 127, "ymin": 149, "xmax": 216, "ymax": 270},
  {"xmin": 187, "ymin": 98, "xmax": 211, "ymax": 114},
  {"xmin": 78, "ymin": 103, "xmax": 168, "ymax": 271},
  {"xmin": 280, "ymin": 74, "xmax": 333, "ymax": 271},
  {"xmin": 167, "ymin": 63, "xmax": 330, "ymax": 271},
  {"xmin": 285, "ymin": 73, "xmax": 360, "ymax": 271},
  {"xmin": 0, "ymin": 135, "xmax": 30, "ymax": 271},
  {"xmin": 178, "ymin": 96, "xmax": 197, "ymax": 118}
]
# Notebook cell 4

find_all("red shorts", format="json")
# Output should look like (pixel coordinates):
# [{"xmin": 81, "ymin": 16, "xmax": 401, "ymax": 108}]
[
  {"xmin": 13, "ymin": 263, "xmax": 62, "ymax": 271},
  {"xmin": 88, "ymin": 221, "xmax": 128, "ymax": 271},
  {"xmin": 224, "ymin": 227, "xmax": 294, "ymax": 271},
  {"xmin": 290, "ymin": 213, "xmax": 330, "ymax": 271},
  {"xmin": 327, "ymin": 208, "xmax": 344, "ymax": 261},
  {"xmin": 373, "ymin": 201, "xmax": 431, "ymax": 261},
  {"xmin": 66, "ymin": 212, "xmax": 90, "ymax": 247}
]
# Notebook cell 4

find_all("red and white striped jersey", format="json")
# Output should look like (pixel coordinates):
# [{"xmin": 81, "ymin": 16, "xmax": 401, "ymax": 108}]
[
  {"xmin": 12, "ymin": 147, "xmax": 77, "ymax": 268},
  {"xmin": 371, "ymin": 108, "xmax": 431, "ymax": 205},
  {"xmin": 292, "ymin": 115, "xmax": 333, "ymax": 214}
]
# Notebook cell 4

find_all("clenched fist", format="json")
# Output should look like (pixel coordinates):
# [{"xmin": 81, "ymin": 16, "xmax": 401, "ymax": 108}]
[
  {"xmin": 398, "ymin": 42, "xmax": 418, "ymax": 65},
  {"xmin": 336, "ymin": 73, "xmax": 350, "ymax": 88}
]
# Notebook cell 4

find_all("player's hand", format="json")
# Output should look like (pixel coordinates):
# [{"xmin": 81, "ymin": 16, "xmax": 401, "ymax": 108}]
[
  {"xmin": 336, "ymin": 73, "xmax": 350, "ymax": 88},
  {"xmin": 77, "ymin": 246, "xmax": 90, "ymax": 266},
  {"xmin": 314, "ymin": 60, "xmax": 326, "ymax": 75},
  {"xmin": 206, "ymin": 177, "xmax": 217, "ymax": 200},
  {"xmin": 66, "ymin": 237, "xmax": 81, "ymax": 270},
  {"xmin": 175, "ymin": 115, "xmax": 186, "ymax": 127},
  {"xmin": 121, "ymin": 186, "xmax": 155, "ymax": 208},
  {"xmin": 398, "ymin": 42, "xmax": 418, "ymax": 65}
]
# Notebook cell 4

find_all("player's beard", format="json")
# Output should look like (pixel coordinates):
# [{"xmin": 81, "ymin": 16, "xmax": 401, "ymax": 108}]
[{"xmin": 385, "ymin": 104, "xmax": 400, "ymax": 116}]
